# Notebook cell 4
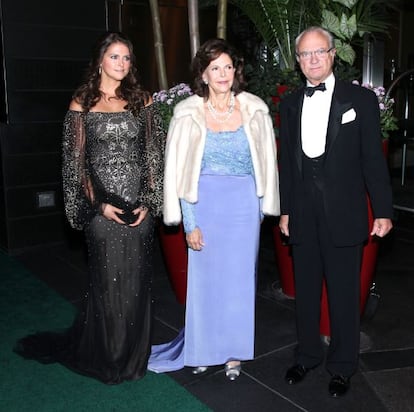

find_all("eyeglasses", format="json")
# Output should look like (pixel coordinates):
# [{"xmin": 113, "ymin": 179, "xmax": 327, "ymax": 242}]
[{"xmin": 296, "ymin": 48, "xmax": 334, "ymax": 61}]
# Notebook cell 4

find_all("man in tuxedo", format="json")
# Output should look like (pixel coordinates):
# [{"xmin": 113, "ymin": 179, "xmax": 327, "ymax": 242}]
[{"xmin": 278, "ymin": 26, "xmax": 393, "ymax": 397}]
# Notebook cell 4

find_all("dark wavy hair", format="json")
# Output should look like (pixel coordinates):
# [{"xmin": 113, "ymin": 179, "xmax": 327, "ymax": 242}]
[
  {"xmin": 191, "ymin": 38, "xmax": 246, "ymax": 99},
  {"xmin": 73, "ymin": 32, "xmax": 150, "ymax": 115}
]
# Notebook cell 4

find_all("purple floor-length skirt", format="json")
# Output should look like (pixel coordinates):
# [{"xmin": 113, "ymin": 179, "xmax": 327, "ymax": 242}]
[{"xmin": 148, "ymin": 174, "xmax": 260, "ymax": 372}]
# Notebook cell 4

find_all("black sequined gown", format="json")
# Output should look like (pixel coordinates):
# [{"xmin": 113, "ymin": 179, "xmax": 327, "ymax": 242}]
[{"xmin": 15, "ymin": 107, "xmax": 164, "ymax": 384}]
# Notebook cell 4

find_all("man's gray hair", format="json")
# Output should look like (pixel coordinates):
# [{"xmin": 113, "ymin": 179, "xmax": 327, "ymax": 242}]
[{"xmin": 295, "ymin": 26, "xmax": 335, "ymax": 52}]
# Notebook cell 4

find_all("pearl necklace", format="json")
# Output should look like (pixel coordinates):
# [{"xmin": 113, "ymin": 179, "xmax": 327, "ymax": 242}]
[{"xmin": 207, "ymin": 92, "xmax": 235, "ymax": 124}]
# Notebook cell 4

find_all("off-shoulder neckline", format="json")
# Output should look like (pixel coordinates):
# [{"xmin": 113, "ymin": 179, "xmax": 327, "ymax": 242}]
[{"xmin": 68, "ymin": 109, "xmax": 130, "ymax": 114}]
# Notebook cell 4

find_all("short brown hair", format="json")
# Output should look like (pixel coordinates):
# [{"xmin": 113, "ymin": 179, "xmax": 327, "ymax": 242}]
[{"xmin": 191, "ymin": 38, "xmax": 246, "ymax": 98}]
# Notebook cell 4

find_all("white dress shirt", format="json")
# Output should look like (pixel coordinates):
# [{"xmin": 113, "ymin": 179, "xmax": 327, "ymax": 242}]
[{"xmin": 301, "ymin": 73, "xmax": 335, "ymax": 158}]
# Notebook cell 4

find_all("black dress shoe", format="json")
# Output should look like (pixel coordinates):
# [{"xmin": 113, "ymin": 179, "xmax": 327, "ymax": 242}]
[
  {"xmin": 285, "ymin": 364, "xmax": 309, "ymax": 384},
  {"xmin": 329, "ymin": 375, "xmax": 350, "ymax": 397}
]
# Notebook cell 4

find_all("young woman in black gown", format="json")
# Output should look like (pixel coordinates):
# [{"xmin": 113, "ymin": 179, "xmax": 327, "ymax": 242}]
[{"xmin": 15, "ymin": 32, "xmax": 164, "ymax": 384}]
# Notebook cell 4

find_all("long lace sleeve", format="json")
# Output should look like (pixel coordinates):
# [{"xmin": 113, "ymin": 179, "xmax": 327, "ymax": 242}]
[
  {"xmin": 180, "ymin": 199, "xmax": 197, "ymax": 233},
  {"xmin": 137, "ymin": 104, "xmax": 165, "ymax": 216},
  {"xmin": 62, "ymin": 110, "xmax": 96, "ymax": 230}
]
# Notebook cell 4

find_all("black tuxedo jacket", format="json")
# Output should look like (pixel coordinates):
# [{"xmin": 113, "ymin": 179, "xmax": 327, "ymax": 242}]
[{"xmin": 279, "ymin": 79, "xmax": 393, "ymax": 247}]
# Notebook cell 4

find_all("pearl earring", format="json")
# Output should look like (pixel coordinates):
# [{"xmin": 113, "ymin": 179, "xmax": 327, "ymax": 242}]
[
  {"xmin": 203, "ymin": 79, "xmax": 208, "ymax": 85},
  {"xmin": 98, "ymin": 65, "xmax": 102, "ymax": 75}
]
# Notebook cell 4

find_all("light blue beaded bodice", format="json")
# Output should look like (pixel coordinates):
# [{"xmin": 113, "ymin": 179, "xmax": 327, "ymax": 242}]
[
  {"xmin": 180, "ymin": 127, "xmax": 254, "ymax": 233},
  {"xmin": 201, "ymin": 126, "xmax": 253, "ymax": 175}
]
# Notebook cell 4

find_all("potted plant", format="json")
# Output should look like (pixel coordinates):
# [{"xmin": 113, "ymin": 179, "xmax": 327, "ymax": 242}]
[
  {"xmin": 232, "ymin": 0, "xmax": 399, "ymax": 122},
  {"xmin": 153, "ymin": 83, "xmax": 193, "ymax": 304},
  {"xmin": 231, "ymin": 0, "xmax": 399, "ymax": 67},
  {"xmin": 353, "ymin": 81, "xmax": 399, "ymax": 140}
]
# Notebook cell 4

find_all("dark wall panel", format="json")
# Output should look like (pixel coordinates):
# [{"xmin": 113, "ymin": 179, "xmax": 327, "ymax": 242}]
[
  {"xmin": 6, "ymin": 184, "xmax": 63, "ymax": 219},
  {"xmin": 2, "ymin": 153, "xmax": 60, "ymax": 186},
  {"xmin": 8, "ymin": 59, "xmax": 87, "ymax": 91},
  {"xmin": 0, "ymin": 0, "xmax": 106, "ymax": 253},
  {"xmin": 2, "ymin": 1, "xmax": 106, "ymax": 27},
  {"xmin": 7, "ymin": 214, "xmax": 67, "ymax": 251},
  {"xmin": 8, "ymin": 92, "xmax": 71, "ymax": 123},
  {"xmin": 3, "ymin": 25, "xmax": 101, "ymax": 59},
  {"xmin": 0, "ymin": 123, "xmax": 62, "ymax": 154},
  {"xmin": 2, "ymin": 5, "xmax": 107, "ymax": 124}
]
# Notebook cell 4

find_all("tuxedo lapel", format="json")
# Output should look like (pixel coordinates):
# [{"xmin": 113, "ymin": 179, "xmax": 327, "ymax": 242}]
[
  {"xmin": 288, "ymin": 92, "xmax": 304, "ymax": 174},
  {"xmin": 325, "ymin": 84, "xmax": 353, "ymax": 158}
]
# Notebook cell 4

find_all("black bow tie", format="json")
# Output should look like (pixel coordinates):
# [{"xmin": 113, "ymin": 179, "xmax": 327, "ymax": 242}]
[{"xmin": 305, "ymin": 83, "xmax": 326, "ymax": 97}]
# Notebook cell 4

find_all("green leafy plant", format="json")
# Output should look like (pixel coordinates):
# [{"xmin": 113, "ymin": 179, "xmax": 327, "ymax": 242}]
[
  {"xmin": 321, "ymin": 0, "xmax": 400, "ymax": 65},
  {"xmin": 244, "ymin": 55, "xmax": 301, "ymax": 134},
  {"xmin": 230, "ymin": 0, "xmax": 321, "ymax": 71},
  {"xmin": 230, "ymin": 0, "xmax": 399, "ymax": 68}
]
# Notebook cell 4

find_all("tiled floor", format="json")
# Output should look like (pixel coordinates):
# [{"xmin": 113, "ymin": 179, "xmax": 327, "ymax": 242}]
[{"xmin": 14, "ymin": 178, "xmax": 414, "ymax": 412}]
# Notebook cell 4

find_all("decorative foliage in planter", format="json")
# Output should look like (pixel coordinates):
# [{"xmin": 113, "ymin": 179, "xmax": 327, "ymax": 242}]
[
  {"xmin": 231, "ymin": 0, "xmax": 321, "ymax": 71},
  {"xmin": 352, "ymin": 80, "xmax": 398, "ymax": 139},
  {"xmin": 231, "ymin": 0, "xmax": 399, "ymax": 69},
  {"xmin": 231, "ymin": 0, "xmax": 398, "ymax": 133},
  {"xmin": 320, "ymin": 0, "xmax": 400, "ymax": 66},
  {"xmin": 152, "ymin": 83, "xmax": 193, "ymax": 305},
  {"xmin": 153, "ymin": 83, "xmax": 193, "ymax": 133},
  {"xmin": 244, "ymin": 58, "xmax": 300, "ymax": 134}
]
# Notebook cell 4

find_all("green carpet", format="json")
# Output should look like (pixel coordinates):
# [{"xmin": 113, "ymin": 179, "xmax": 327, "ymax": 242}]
[{"xmin": 0, "ymin": 251, "xmax": 210, "ymax": 412}]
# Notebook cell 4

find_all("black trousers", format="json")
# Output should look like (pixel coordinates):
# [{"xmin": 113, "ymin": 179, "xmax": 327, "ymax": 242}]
[{"xmin": 291, "ymin": 157, "xmax": 363, "ymax": 377}]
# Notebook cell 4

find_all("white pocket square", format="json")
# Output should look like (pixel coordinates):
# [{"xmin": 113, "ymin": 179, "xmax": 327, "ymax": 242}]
[{"xmin": 341, "ymin": 108, "xmax": 356, "ymax": 124}]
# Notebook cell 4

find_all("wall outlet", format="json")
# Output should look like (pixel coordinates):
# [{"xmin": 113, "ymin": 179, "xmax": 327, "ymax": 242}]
[{"xmin": 36, "ymin": 191, "xmax": 55, "ymax": 208}]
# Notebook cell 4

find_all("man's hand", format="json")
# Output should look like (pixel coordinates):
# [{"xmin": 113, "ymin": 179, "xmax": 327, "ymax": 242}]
[
  {"xmin": 370, "ymin": 218, "xmax": 393, "ymax": 238},
  {"xmin": 279, "ymin": 214, "xmax": 290, "ymax": 237}
]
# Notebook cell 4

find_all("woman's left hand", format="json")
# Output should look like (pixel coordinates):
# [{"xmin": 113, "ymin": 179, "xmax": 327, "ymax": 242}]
[
  {"xmin": 128, "ymin": 206, "xmax": 149, "ymax": 227},
  {"xmin": 186, "ymin": 227, "xmax": 204, "ymax": 251}
]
